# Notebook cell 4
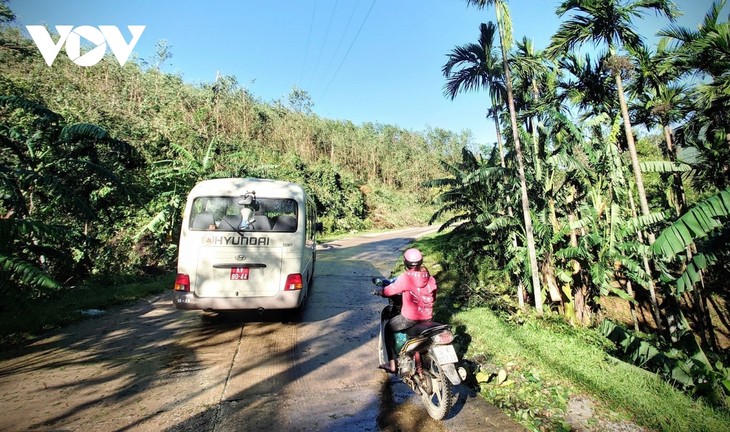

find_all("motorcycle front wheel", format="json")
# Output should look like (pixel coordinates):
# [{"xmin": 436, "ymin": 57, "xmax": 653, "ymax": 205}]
[{"xmin": 421, "ymin": 354, "xmax": 454, "ymax": 420}]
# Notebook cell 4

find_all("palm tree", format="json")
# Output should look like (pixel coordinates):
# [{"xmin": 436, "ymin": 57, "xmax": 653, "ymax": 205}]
[
  {"xmin": 659, "ymin": 0, "xmax": 730, "ymax": 190},
  {"xmin": 512, "ymin": 37, "xmax": 550, "ymax": 180},
  {"xmin": 557, "ymin": 52, "xmax": 618, "ymax": 121},
  {"xmin": 548, "ymin": 0, "xmax": 678, "ymax": 234},
  {"xmin": 442, "ymin": 22, "xmax": 530, "ymax": 308},
  {"xmin": 548, "ymin": 0, "xmax": 679, "ymax": 332},
  {"xmin": 629, "ymin": 42, "xmax": 689, "ymax": 216},
  {"xmin": 443, "ymin": 22, "xmax": 507, "ymax": 167},
  {"xmin": 465, "ymin": 0, "xmax": 543, "ymax": 313}
]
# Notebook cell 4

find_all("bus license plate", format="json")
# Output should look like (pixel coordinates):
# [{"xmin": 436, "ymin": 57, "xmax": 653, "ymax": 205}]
[
  {"xmin": 432, "ymin": 345, "xmax": 458, "ymax": 364},
  {"xmin": 230, "ymin": 267, "xmax": 249, "ymax": 280}
]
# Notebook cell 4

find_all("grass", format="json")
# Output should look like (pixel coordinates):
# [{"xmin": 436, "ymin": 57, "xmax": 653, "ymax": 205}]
[
  {"xmin": 0, "ymin": 273, "xmax": 173, "ymax": 349},
  {"xmin": 456, "ymin": 308, "xmax": 730, "ymax": 431}
]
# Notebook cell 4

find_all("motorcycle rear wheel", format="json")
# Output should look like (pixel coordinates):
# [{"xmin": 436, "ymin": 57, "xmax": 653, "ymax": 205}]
[{"xmin": 421, "ymin": 355, "xmax": 454, "ymax": 420}]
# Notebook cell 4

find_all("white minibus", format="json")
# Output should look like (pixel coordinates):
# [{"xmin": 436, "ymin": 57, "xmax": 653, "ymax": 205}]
[{"xmin": 173, "ymin": 178, "xmax": 317, "ymax": 312}]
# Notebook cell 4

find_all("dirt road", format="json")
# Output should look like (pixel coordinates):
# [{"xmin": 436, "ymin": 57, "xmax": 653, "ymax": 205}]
[{"xmin": 0, "ymin": 227, "xmax": 524, "ymax": 431}]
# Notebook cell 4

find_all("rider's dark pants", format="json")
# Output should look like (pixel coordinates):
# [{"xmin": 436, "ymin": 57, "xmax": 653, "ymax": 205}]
[{"xmin": 385, "ymin": 314, "xmax": 417, "ymax": 362}]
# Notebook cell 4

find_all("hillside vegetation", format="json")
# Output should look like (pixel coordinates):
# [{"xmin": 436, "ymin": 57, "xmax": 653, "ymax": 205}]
[{"xmin": 0, "ymin": 14, "xmax": 468, "ymax": 298}]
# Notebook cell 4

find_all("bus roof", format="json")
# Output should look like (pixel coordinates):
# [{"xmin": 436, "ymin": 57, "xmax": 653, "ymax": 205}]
[{"xmin": 188, "ymin": 178, "xmax": 306, "ymax": 200}]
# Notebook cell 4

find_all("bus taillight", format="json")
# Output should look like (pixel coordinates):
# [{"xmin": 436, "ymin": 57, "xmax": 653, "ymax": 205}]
[
  {"xmin": 174, "ymin": 273, "xmax": 190, "ymax": 291},
  {"xmin": 284, "ymin": 274, "xmax": 303, "ymax": 291}
]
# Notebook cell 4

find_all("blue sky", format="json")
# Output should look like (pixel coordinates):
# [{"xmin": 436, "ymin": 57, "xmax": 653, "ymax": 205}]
[{"xmin": 8, "ymin": 0, "xmax": 726, "ymax": 146}]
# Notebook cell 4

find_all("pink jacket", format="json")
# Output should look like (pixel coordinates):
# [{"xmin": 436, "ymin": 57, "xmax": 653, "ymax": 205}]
[{"xmin": 383, "ymin": 267, "xmax": 437, "ymax": 321}]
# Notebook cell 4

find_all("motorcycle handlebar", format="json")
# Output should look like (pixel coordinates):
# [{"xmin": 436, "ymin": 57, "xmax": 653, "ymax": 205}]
[
  {"xmin": 371, "ymin": 277, "xmax": 391, "ymax": 297},
  {"xmin": 372, "ymin": 277, "xmax": 393, "ymax": 287}
]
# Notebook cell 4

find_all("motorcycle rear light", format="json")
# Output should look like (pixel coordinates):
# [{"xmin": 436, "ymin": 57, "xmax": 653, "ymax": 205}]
[
  {"xmin": 174, "ymin": 273, "xmax": 190, "ymax": 292},
  {"xmin": 432, "ymin": 331, "xmax": 454, "ymax": 345},
  {"xmin": 284, "ymin": 273, "xmax": 303, "ymax": 291}
]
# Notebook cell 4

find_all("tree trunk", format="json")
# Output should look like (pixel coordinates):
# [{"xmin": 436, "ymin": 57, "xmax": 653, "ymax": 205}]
[
  {"xmin": 493, "ymin": 110, "xmax": 506, "ymax": 168},
  {"xmin": 495, "ymin": 108, "xmax": 525, "ymax": 310},
  {"xmin": 497, "ymin": 7, "xmax": 543, "ymax": 313},
  {"xmin": 574, "ymin": 281, "xmax": 590, "ymax": 326},
  {"xmin": 567, "ymin": 205, "xmax": 587, "ymax": 324},
  {"xmin": 542, "ymin": 259, "xmax": 563, "ymax": 304},
  {"xmin": 627, "ymin": 187, "xmax": 664, "ymax": 332},
  {"xmin": 531, "ymin": 79, "xmax": 542, "ymax": 180},
  {"xmin": 663, "ymin": 125, "xmax": 686, "ymax": 216},
  {"xmin": 616, "ymin": 72, "xmax": 664, "ymax": 332},
  {"xmin": 616, "ymin": 74, "xmax": 653, "ymax": 241},
  {"xmin": 625, "ymin": 280, "xmax": 640, "ymax": 332}
]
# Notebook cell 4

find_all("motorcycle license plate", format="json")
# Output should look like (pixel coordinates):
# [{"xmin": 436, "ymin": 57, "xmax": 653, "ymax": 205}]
[
  {"xmin": 432, "ymin": 345, "xmax": 458, "ymax": 364},
  {"xmin": 230, "ymin": 267, "xmax": 250, "ymax": 280}
]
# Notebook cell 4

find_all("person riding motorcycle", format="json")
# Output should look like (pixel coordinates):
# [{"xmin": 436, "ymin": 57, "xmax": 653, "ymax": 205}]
[{"xmin": 374, "ymin": 248, "xmax": 438, "ymax": 373}]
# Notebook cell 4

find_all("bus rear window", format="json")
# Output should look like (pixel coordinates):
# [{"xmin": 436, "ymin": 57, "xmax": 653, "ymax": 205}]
[{"xmin": 189, "ymin": 196, "xmax": 298, "ymax": 232}]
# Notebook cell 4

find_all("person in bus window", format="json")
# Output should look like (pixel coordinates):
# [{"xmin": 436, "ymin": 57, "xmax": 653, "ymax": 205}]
[{"xmin": 238, "ymin": 193, "xmax": 257, "ymax": 229}]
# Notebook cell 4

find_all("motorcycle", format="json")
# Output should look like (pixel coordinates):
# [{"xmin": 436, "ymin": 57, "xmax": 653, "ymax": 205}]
[{"xmin": 372, "ymin": 277, "xmax": 463, "ymax": 420}]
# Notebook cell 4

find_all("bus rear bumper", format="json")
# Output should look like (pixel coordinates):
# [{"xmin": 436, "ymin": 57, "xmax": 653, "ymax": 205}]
[{"xmin": 173, "ymin": 290, "xmax": 305, "ymax": 311}]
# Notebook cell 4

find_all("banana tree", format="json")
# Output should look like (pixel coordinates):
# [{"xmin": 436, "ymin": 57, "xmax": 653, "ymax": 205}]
[
  {"xmin": 426, "ymin": 147, "xmax": 511, "ymax": 235},
  {"xmin": 650, "ymin": 188, "xmax": 730, "ymax": 369},
  {"xmin": 135, "ymin": 136, "xmax": 243, "ymax": 256},
  {"xmin": 555, "ymin": 113, "xmax": 666, "ymax": 327},
  {"xmin": 652, "ymin": 189, "xmax": 730, "ymax": 296},
  {"xmin": 426, "ymin": 146, "xmax": 523, "ymax": 306},
  {"xmin": 0, "ymin": 95, "xmax": 140, "ymax": 295}
]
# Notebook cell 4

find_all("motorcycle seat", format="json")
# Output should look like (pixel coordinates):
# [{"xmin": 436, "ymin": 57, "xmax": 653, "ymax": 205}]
[{"xmin": 405, "ymin": 321, "xmax": 450, "ymax": 337}]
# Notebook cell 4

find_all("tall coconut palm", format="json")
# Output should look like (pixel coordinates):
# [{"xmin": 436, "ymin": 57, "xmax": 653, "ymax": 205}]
[{"xmin": 465, "ymin": 0, "xmax": 543, "ymax": 313}]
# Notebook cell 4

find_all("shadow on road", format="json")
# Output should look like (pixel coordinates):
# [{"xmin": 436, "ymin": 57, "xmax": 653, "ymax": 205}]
[{"xmin": 0, "ymin": 227, "xmax": 523, "ymax": 431}]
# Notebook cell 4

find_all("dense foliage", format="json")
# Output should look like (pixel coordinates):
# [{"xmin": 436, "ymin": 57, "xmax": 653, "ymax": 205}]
[
  {"xmin": 432, "ymin": 0, "xmax": 730, "ymax": 412},
  {"xmin": 0, "ymin": 5, "xmax": 468, "ymax": 303}
]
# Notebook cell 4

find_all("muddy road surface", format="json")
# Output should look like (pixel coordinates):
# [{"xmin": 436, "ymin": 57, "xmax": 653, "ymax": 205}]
[{"xmin": 0, "ymin": 227, "xmax": 524, "ymax": 431}]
